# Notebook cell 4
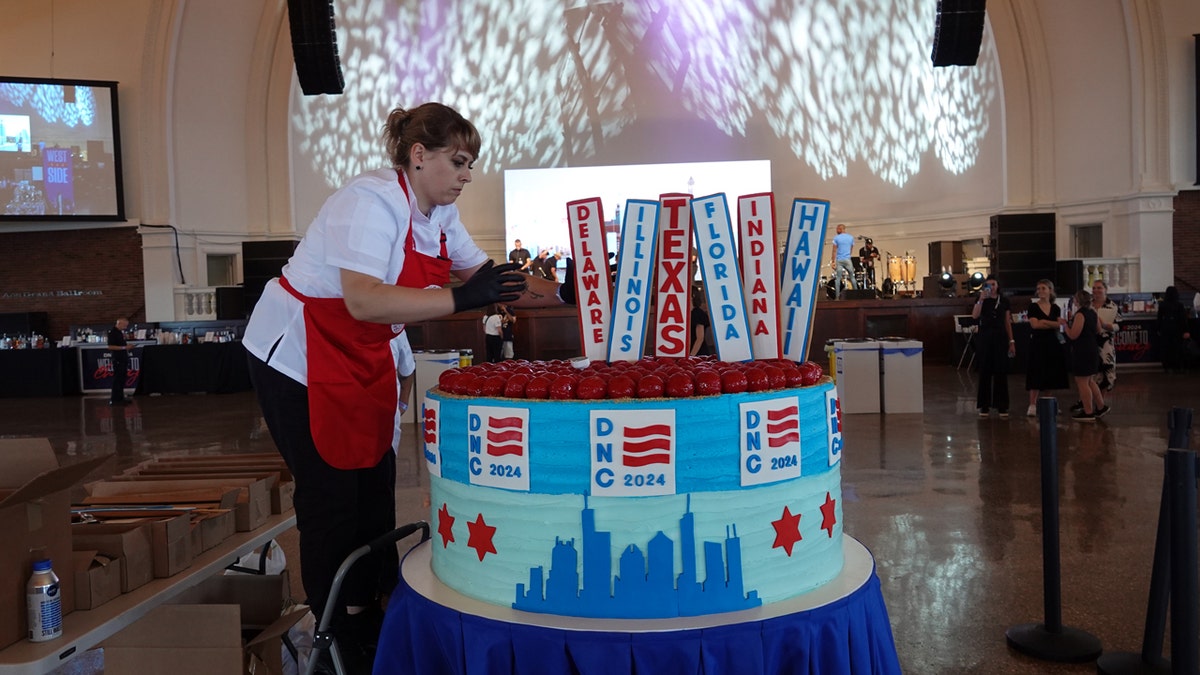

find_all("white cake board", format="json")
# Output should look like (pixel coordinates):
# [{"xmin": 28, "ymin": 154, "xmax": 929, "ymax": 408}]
[{"xmin": 401, "ymin": 535, "xmax": 876, "ymax": 633}]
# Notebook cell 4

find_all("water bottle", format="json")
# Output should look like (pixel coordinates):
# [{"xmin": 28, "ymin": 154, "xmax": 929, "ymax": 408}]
[{"xmin": 27, "ymin": 559, "xmax": 62, "ymax": 642}]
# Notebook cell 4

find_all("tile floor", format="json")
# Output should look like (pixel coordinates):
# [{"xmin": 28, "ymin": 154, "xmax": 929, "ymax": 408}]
[{"xmin": 6, "ymin": 364, "xmax": 1197, "ymax": 674}]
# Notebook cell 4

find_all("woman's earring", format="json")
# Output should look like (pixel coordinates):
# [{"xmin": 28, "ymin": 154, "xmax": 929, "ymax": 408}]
[{"xmin": 415, "ymin": 165, "xmax": 422, "ymax": 170}]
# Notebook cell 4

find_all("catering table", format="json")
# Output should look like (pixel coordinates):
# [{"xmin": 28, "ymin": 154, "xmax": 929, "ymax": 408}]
[
  {"xmin": 375, "ymin": 537, "xmax": 901, "ymax": 675},
  {"xmin": 135, "ymin": 342, "xmax": 253, "ymax": 395},
  {"xmin": 0, "ymin": 348, "xmax": 78, "ymax": 397},
  {"xmin": 0, "ymin": 512, "xmax": 296, "ymax": 674}
]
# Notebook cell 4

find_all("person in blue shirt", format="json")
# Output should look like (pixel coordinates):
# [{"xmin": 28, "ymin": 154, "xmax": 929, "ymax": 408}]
[{"xmin": 831, "ymin": 223, "xmax": 857, "ymax": 299}]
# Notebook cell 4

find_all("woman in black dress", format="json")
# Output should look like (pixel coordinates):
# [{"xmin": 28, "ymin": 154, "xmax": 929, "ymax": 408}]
[
  {"xmin": 1157, "ymin": 286, "xmax": 1191, "ymax": 373},
  {"xmin": 971, "ymin": 276, "xmax": 1015, "ymax": 418},
  {"xmin": 1063, "ymin": 289, "xmax": 1108, "ymax": 420},
  {"xmin": 1024, "ymin": 279, "xmax": 1068, "ymax": 416}
]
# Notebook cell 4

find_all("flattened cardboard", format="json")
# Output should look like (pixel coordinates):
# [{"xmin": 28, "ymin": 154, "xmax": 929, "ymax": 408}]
[
  {"xmin": 71, "ymin": 521, "xmax": 154, "ymax": 592},
  {"xmin": 87, "ymin": 477, "xmax": 269, "ymax": 531},
  {"xmin": 102, "ymin": 604, "xmax": 243, "ymax": 675},
  {"xmin": 0, "ymin": 439, "xmax": 110, "ymax": 649},
  {"xmin": 71, "ymin": 550, "xmax": 122, "ymax": 610}
]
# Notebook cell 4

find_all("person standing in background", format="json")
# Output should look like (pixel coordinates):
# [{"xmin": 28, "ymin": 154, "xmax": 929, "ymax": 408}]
[
  {"xmin": 858, "ymin": 237, "xmax": 880, "ymax": 290},
  {"xmin": 1023, "ymin": 280, "xmax": 1068, "ymax": 416},
  {"xmin": 689, "ymin": 285, "xmax": 713, "ymax": 356},
  {"xmin": 483, "ymin": 303, "xmax": 505, "ymax": 362},
  {"xmin": 107, "ymin": 317, "xmax": 132, "ymax": 405},
  {"xmin": 972, "ymin": 276, "xmax": 1015, "ymax": 418},
  {"xmin": 500, "ymin": 304, "xmax": 516, "ymax": 360},
  {"xmin": 508, "ymin": 238, "xmax": 532, "ymax": 274},
  {"xmin": 540, "ymin": 250, "xmax": 563, "ymax": 281},
  {"xmin": 1063, "ymin": 289, "xmax": 1108, "ymax": 420},
  {"xmin": 1157, "ymin": 285, "xmax": 1190, "ymax": 373},
  {"xmin": 831, "ymin": 224, "xmax": 857, "ymax": 299},
  {"xmin": 1092, "ymin": 279, "xmax": 1120, "ymax": 391}
]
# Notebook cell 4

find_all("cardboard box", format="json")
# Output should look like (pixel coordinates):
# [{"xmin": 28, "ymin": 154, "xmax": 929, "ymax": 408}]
[
  {"xmin": 125, "ymin": 465, "xmax": 295, "ymax": 515},
  {"xmin": 86, "ymin": 477, "xmax": 270, "ymax": 531},
  {"xmin": 0, "ymin": 439, "xmax": 110, "ymax": 649},
  {"xmin": 106, "ymin": 576, "xmax": 306, "ymax": 675},
  {"xmin": 71, "ymin": 550, "xmax": 122, "ymax": 610},
  {"xmin": 145, "ymin": 513, "xmax": 194, "ymax": 577},
  {"xmin": 103, "ymin": 604, "xmax": 244, "ymax": 675},
  {"xmin": 194, "ymin": 508, "xmax": 237, "ymax": 552},
  {"xmin": 71, "ymin": 521, "xmax": 154, "ymax": 592}
]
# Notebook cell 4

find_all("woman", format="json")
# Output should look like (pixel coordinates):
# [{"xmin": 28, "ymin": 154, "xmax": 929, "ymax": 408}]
[
  {"xmin": 1063, "ymin": 289, "xmax": 1108, "ymax": 421},
  {"xmin": 971, "ymin": 275, "xmax": 1015, "ymax": 418},
  {"xmin": 1157, "ymin": 285, "xmax": 1191, "ymax": 373},
  {"xmin": 242, "ymin": 103, "xmax": 569, "ymax": 670},
  {"xmin": 690, "ymin": 284, "xmax": 713, "ymax": 356},
  {"xmin": 483, "ymin": 303, "xmax": 504, "ymax": 362},
  {"xmin": 1024, "ymin": 279, "xmax": 1068, "ymax": 416},
  {"xmin": 1092, "ymin": 279, "xmax": 1120, "ymax": 390}
]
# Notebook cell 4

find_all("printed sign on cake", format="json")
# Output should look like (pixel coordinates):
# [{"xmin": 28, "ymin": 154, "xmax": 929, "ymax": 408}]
[
  {"xmin": 467, "ymin": 405, "xmax": 531, "ymax": 490},
  {"xmin": 739, "ymin": 397, "xmax": 802, "ymax": 486},
  {"xmin": 780, "ymin": 198, "xmax": 830, "ymax": 362},
  {"xmin": 653, "ymin": 194, "xmax": 693, "ymax": 358},
  {"xmin": 590, "ymin": 409, "xmax": 676, "ymax": 497},
  {"xmin": 825, "ymin": 388, "xmax": 843, "ymax": 466},
  {"xmin": 692, "ymin": 193, "xmax": 752, "ymax": 362},
  {"xmin": 566, "ymin": 197, "xmax": 614, "ymax": 362},
  {"xmin": 737, "ymin": 193, "xmax": 782, "ymax": 360},
  {"xmin": 422, "ymin": 399, "xmax": 442, "ymax": 478},
  {"xmin": 608, "ymin": 199, "xmax": 661, "ymax": 362}
]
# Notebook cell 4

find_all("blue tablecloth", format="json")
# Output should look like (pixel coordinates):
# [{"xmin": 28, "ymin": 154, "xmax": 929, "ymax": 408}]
[{"xmin": 374, "ymin": 547, "xmax": 901, "ymax": 675}]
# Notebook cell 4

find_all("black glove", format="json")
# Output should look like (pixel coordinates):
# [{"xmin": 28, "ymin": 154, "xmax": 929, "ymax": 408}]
[
  {"xmin": 557, "ymin": 258, "xmax": 577, "ymax": 305},
  {"xmin": 451, "ymin": 260, "xmax": 526, "ymax": 313}
]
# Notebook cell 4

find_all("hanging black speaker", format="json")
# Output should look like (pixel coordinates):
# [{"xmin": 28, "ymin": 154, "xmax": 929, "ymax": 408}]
[
  {"xmin": 287, "ymin": 0, "xmax": 344, "ymax": 95},
  {"xmin": 931, "ymin": 0, "xmax": 987, "ymax": 67}
]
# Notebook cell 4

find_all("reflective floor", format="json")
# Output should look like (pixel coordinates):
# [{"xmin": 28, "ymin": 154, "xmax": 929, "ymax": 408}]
[{"xmin": 7, "ymin": 365, "xmax": 1197, "ymax": 674}]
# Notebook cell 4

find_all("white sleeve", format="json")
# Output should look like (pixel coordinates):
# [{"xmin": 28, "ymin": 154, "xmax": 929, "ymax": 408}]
[{"xmin": 392, "ymin": 332, "xmax": 415, "ymax": 378}]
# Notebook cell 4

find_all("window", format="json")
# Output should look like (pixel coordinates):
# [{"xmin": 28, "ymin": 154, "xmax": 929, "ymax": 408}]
[
  {"xmin": 206, "ymin": 254, "xmax": 238, "ymax": 287},
  {"xmin": 1072, "ymin": 224, "xmax": 1102, "ymax": 258}
]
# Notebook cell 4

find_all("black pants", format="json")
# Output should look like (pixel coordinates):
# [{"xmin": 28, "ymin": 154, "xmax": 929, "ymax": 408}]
[
  {"xmin": 485, "ymin": 334, "xmax": 503, "ymax": 363},
  {"xmin": 110, "ymin": 354, "xmax": 128, "ymax": 403},
  {"xmin": 247, "ymin": 353, "xmax": 398, "ymax": 623},
  {"xmin": 975, "ymin": 340, "xmax": 1010, "ymax": 412}
]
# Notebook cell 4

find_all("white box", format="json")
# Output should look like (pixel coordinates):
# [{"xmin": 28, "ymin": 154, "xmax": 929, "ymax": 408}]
[
  {"xmin": 879, "ymin": 339, "xmax": 923, "ymax": 414},
  {"xmin": 834, "ymin": 340, "xmax": 881, "ymax": 414}
]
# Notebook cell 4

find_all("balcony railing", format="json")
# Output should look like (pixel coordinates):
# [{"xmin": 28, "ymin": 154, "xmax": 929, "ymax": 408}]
[{"xmin": 173, "ymin": 286, "xmax": 217, "ymax": 321}]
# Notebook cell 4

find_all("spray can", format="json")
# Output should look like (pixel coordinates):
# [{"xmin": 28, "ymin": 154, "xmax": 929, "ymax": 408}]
[{"xmin": 27, "ymin": 559, "xmax": 62, "ymax": 642}]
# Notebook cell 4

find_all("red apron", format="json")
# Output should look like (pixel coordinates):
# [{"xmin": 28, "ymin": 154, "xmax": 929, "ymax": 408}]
[{"xmin": 281, "ymin": 172, "xmax": 451, "ymax": 469}]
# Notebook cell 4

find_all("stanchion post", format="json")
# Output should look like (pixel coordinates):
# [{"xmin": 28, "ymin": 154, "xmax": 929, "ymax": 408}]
[
  {"xmin": 1168, "ymin": 448, "xmax": 1199, "ymax": 675},
  {"xmin": 1005, "ymin": 397, "xmax": 1102, "ymax": 662},
  {"xmin": 1097, "ymin": 407, "xmax": 1193, "ymax": 675}
]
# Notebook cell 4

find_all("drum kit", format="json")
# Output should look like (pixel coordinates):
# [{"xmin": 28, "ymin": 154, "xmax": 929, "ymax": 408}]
[{"xmin": 821, "ymin": 243, "xmax": 917, "ymax": 299}]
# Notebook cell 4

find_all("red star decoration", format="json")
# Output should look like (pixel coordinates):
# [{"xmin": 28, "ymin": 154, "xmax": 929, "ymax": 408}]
[
  {"xmin": 466, "ymin": 513, "xmax": 498, "ymax": 561},
  {"xmin": 820, "ymin": 492, "xmax": 838, "ymax": 538},
  {"xmin": 771, "ymin": 505, "xmax": 803, "ymax": 556},
  {"xmin": 437, "ymin": 503, "xmax": 455, "ymax": 548}
]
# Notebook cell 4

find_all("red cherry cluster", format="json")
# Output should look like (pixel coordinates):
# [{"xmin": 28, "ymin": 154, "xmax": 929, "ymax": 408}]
[{"xmin": 436, "ymin": 356, "xmax": 825, "ymax": 400}]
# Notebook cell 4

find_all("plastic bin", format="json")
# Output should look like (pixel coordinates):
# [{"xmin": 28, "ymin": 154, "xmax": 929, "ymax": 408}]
[
  {"xmin": 413, "ymin": 350, "xmax": 461, "ymax": 424},
  {"xmin": 833, "ymin": 339, "xmax": 880, "ymax": 414},
  {"xmin": 879, "ymin": 338, "xmax": 923, "ymax": 414}
]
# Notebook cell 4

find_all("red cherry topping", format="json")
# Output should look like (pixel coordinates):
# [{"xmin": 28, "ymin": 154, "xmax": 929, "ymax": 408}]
[
  {"xmin": 720, "ymin": 370, "xmax": 748, "ymax": 393},
  {"xmin": 636, "ymin": 374, "xmax": 664, "ymax": 398}
]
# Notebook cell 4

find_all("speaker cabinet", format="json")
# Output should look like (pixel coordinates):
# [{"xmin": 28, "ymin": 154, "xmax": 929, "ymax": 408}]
[
  {"xmin": 931, "ymin": 0, "xmax": 987, "ymax": 67},
  {"xmin": 1055, "ymin": 260, "xmax": 1085, "ymax": 296},
  {"xmin": 215, "ymin": 286, "xmax": 246, "ymax": 320},
  {"xmin": 990, "ymin": 213, "xmax": 1056, "ymax": 295},
  {"xmin": 242, "ymin": 240, "xmax": 299, "ymax": 311},
  {"xmin": 928, "ymin": 240, "xmax": 965, "ymax": 274},
  {"xmin": 287, "ymin": 0, "xmax": 344, "ymax": 95},
  {"xmin": 843, "ymin": 289, "xmax": 877, "ymax": 301}
]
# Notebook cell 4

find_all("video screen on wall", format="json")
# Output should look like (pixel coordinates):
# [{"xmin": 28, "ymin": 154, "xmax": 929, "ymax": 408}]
[
  {"xmin": 0, "ymin": 77, "xmax": 125, "ymax": 222},
  {"xmin": 504, "ymin": 159, "xmax": 772, "ymax": 261}
]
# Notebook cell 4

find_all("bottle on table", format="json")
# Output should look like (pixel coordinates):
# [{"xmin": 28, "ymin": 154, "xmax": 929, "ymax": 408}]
[{"xmin": 27, "ymin": 558, "xmax": 62, "ymax": 643}]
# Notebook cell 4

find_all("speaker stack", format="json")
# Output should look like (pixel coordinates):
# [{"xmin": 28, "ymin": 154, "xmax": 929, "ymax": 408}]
[
  {"xmin": 931, "ymin": 0, "xmax": 987, "ymax": 67},
  {"xmin": 287, "ymin": 0, "xmax": 344, "ymax": 95},
  {"xmin": 989, "ymin": 214, "xmax": 1056, "ymax": 295},
  {"xmin": 242, "ymin": 240, "xmax": 300, "ymax": 312}
]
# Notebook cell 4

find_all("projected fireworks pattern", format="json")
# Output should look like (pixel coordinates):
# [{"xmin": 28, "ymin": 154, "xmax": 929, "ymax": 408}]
[
  {"xmin": 0, "ymin": 83, "xmax": 98, "ymax": 128},
  {"xmin": 293, "ymin": 0, "xmax": 997, "ymax": 188}
]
